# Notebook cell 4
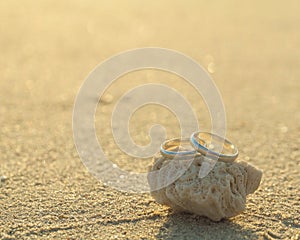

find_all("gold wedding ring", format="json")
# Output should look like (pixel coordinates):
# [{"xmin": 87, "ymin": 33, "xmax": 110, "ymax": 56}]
[
  {"xmin": 190, "ymin": 132, "xmax": 238, "ymax": 162},
  {"xmin": 160, "ymin": 138, "xmax": 198, "ymax": 158}
]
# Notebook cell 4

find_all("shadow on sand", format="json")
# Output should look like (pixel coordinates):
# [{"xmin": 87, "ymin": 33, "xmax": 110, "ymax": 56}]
[{"xmin": 155, "ymin": 212, "xmax": 258, "ymax": 240}]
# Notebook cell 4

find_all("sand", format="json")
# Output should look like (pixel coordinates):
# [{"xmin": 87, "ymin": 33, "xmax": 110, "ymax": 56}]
[{"xmin": 0, "ymin": 0, "xmax": 299, "ymax": 239}]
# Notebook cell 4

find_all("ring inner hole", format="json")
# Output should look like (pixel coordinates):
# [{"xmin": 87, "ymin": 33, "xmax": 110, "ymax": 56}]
[
  {"xmin": 197, "ymin": 134, "xmax": 235, "ymax": 154},
  {"xmin": 167, "ymin": 140, "xmax": 194, "ymax": 152}
]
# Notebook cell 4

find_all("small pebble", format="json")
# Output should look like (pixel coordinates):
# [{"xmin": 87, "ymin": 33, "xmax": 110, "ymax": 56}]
[
  {"xmin": 0, "ymin": 175, "xmax": 7, "ymax": 183},
  {"xmin": 100, "ymin": 93, "xmax": 114, "ymax": 104},
  {"xmin": 207, "ymin": 62, "xmax": 215, "ymax": 73},
  {"xmin": 280, "ymin": 126, "xmax": 288, "ymax": 133}
]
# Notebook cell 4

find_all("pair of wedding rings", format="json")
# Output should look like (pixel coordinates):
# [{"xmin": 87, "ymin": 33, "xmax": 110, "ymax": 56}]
[{"xmin": 160, "ymin": 132, "xmax": 238, "ymax": 162}]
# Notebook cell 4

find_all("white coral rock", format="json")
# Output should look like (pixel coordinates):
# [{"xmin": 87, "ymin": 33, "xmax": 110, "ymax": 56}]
[{"xmin": 149, "ymin": 155, "xmax": 262, "ymax": 221}]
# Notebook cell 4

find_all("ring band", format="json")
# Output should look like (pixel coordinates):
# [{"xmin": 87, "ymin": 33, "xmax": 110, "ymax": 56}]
[
  {"xmin": 190, "ymin": 132, "xmax": 238, "ymax": 162},
  {"xmin": 160, "ymin": 137, "xmax": 198, "ymax": 158}
]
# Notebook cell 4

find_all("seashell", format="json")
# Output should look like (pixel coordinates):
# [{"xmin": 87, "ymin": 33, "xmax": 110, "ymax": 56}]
[{"xmin": 148, "ymin": 154, "xmax": 262, "ymax": 221}]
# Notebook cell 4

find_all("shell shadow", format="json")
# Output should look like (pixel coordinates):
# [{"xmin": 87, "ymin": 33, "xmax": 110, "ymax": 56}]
[{"xmin": 155, "ymin": 212, "xmax": 258, "ymax": 240}]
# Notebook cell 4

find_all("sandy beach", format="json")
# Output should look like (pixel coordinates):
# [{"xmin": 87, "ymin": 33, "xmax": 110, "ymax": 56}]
[{"xmin": 0, "ymin": 0, "xmax": 299, "ymax": 239}]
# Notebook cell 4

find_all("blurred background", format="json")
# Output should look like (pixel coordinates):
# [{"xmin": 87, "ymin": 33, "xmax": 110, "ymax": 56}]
[{"xmin": 0, "ymin": 0, "xmax": 299, "ymax": 239}]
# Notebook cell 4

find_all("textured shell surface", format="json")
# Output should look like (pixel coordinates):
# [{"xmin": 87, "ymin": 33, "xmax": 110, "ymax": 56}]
[{"xmin": 149, "ymin": 154, "xmax": 262, "ymax": 221}]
